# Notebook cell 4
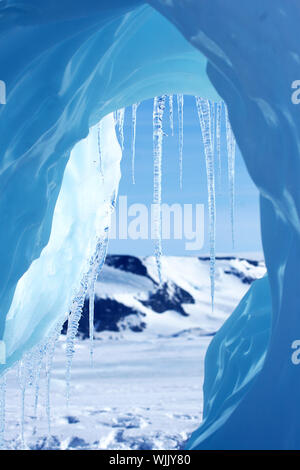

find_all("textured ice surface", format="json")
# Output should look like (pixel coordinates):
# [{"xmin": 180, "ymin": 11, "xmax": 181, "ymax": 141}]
[
  {"xmin": 151, "ymin": 0, "xmax": 300, "ymax": 449},
  {"xmin": 2, "ymin": 114, "xmax": 121, "ymax": 373},
  {"xmin": 1, "ymin": 0, "xmax": 300, "ymax": 450},
  {"xmin": 0, "ymin": 2, "xmax": 219, "ymax": 372}
]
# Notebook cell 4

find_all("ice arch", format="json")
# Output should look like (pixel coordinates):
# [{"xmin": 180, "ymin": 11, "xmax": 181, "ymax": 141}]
[
  {"xmin": 0, "ymin": 0, "xmax": 299, "ymax": 450},
  {"xmin": 0, "ymin": 1, "xmax": 219, "ymax": 362}
]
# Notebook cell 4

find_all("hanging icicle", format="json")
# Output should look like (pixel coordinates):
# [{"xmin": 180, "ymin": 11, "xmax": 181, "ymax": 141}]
[
  {"xmin": 169, "ymin": 95, "xmax": 174, "ymax": 136},
  {"xmin": 177, "ymin": 94, "xmax": 184, "ymax": 189},
  {"xmin": 18, "ymin": 361, "xmax": 26, "ymax": 448},
  {"xmin": 32, "ymin": 345, "xmax": 47, "ymax": 432},
  {"xmin": 65, "ymin": 117, "xmax": 117, "ymax": 397},
  {"xmin": 88, "ymin": 228, "xmax": 109, "ymax": 365},
  {"xmin": 216, "ymin": 102, "xmax": 222, "ymax": 187},
  {"xmin": 0, "ymin": 375, "xmax": 5, "ymax": 449},
  {"xmin": 66, "ymin": 225, "xmax": 111, "ymax": 402},
  {"xmin": 88, "ymin": 286, "xmax": 95, "ymax": 363},
  {"xmin": 66, "ymin": 280, "xmax": 87, "ymax": 406},
  {"xmin": 224, "ymin": 105, "xmax": 236, "ymax": 248},
  {"xmin": 45, "ymin": 322, "xmax": 62, "ymax": 439},
  {"xmin": 17, "ymin": 349, "xmax": 40, "ymax": 447},
  {"xmin": 116, "ymin": 108, "xmax": 125, "ymax": 151},
  {"xmin": 153, "ymin": 95, "xmax": 166, "ymax": 285},
  {"xmin": 195, "ymin": 97, "xmax": 216, "ymax": 310},
  {"xmin": 131, "ymin": 102, "xmax": 139, "ymax": 184},
  {"xmin": 210, "ymin": 101, "xmax": 215, "ymax": 156},
  {"xmin": 97, "ymin": 121, "xmax": 104, "ymax": 181}
]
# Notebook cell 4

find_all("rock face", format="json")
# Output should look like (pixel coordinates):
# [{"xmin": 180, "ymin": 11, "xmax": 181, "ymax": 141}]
[{"xmin": 62, "ymin": 255, "xmax": 265, "ymax": 337}]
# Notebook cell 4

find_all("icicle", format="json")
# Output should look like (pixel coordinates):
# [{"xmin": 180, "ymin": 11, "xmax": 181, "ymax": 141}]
[
  {"xmin": 177, "ymin": 94, "xmax": 184, "ymax": 189},
  {"xmin": 32, "ymin": 353, "xmax": 44, "ymax": 431},
  {"xmin": 153, "ymin": 95, "xmax": 166, "ymax": 285},
  {"xmin": 88, "ymin": 288, "xmax": 95, "ymax": 365},
  {"xmin": 88, "ymin": 229, "xmax": 109, "ymax": 365},
  {"xmin": 216, "ymin": 102, "xmax": 222, "ymax": 187},
  {"xmin": 169, "ymin": 95, "xmax": 174, "ymax": 136},
  {"xmin": 0, "ymin": 375, "xmax": 5, "ymax": 449},
  {"xmin": 45, "ymin": 322, "xmax": 62, "ymax": 439},
  {"xmin": 66, "ymin": 285, "xmax": 86, "ymax": 406},
  {"xmin": 65, "ymin": 144, "xmax": 116, "ymax": 398},
  {"xmin": 97, "ymin": 121, "xmax": 104, "ymax": 181},
  {"xmin": 210, "ymin": 101, "xmax": 215, "ymax": 155},
  {"xmin": 21, "ymin": 342, "xmax": 47, "ymax": 435},
  {"xmin": 195, "ymin": 97, "xmax": 216, "ymax": 310},
  {"xmin": 66, "ymin": 226, "xmax": 110, "ymax": 401},
  {"xmin": 225, "ymin": 105, "xmax": 236, "ymax": 248},
  {"xmin": 131, "ymin": 102, "xmax": 139, "ymax": 184},
  {"xmin": 116, "ymin": 108, "xmax": 125, "ymax": 151},
  {"xmin": 18, "ymin": 361, "xmax": 26, "ymax": 448}
]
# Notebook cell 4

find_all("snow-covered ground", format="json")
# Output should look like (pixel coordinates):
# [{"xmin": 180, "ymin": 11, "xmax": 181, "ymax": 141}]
[{"xmin": 2, "ymin": 255, "xmax": 265, "ymax": 450}]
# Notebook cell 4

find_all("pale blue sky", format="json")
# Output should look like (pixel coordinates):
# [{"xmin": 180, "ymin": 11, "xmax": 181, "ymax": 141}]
[{"xmin": 109, "ymin": 95, "xmax": 262, "ymax": 257}]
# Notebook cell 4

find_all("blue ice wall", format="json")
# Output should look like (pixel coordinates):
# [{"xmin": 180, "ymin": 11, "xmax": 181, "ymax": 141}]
[
  {"xmin": 151, "ymin": 0, "xmax": 300, "ymax": 449},
  {"xmin": 1, "ymin": 0, "xmax": 300, "ymax": 449}
]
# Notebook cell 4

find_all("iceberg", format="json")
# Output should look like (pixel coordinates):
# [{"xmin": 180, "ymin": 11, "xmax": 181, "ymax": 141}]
[
  {"xmin": 0, "ymin": 0, "xmax": 299, "ymax": 449},
  {"xmin": 0, "ymin": 1, "xmax": 219, "ymax": 371}
]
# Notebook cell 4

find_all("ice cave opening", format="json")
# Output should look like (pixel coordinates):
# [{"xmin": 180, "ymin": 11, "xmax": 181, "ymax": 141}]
[
  {"xmin": 1, "ymin": 0, "xmax": 300, "ymax": 450},
  {"xmin": 0, "ymin": 91, "xmax": 268, "ymax": 450}
]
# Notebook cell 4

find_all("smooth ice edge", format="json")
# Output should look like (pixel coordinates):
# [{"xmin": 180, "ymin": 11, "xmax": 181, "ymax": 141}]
[
  {"xmin": 188, "ymin": 276, "xmax": 272, "ymax": 449},
  {"xmin": 2, "ymin": 114, "xmax": 122, "ymax": 374}
]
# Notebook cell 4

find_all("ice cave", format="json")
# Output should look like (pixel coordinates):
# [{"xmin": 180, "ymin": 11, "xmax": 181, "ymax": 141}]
[{"xmin": 0, "ymin": 0, "xmax": 299, "ymax": 450}]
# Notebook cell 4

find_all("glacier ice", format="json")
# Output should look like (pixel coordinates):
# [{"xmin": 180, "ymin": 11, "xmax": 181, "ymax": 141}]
[
  {"xmin": 0, "ymin": 3, "xmax": 218, "ymax": 377},
  {"xmin": 2, "ymin": 113, "xmax": 122, "ymax": 395},
  {"xmin": 1, "ymin": 0, "xmax": 299, "ymax": 451},
  {"xmin": 189, "ymin": 275, "xmax": 271, "ymax": 449}
]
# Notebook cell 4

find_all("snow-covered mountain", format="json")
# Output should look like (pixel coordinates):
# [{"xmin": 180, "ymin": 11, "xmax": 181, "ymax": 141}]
[
  {"xmin": 66, "ymin": 255, "xmax": 266, "ymax": 339},
  {"xmin": 3, "ymin": 254, "xmax": 266, "ymax": 450}
]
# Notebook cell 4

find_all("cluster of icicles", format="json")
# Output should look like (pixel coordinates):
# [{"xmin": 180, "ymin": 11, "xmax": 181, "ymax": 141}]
[{"xmin": 0, "ymin": 95, "xmax": 236, "ymax": 449}]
